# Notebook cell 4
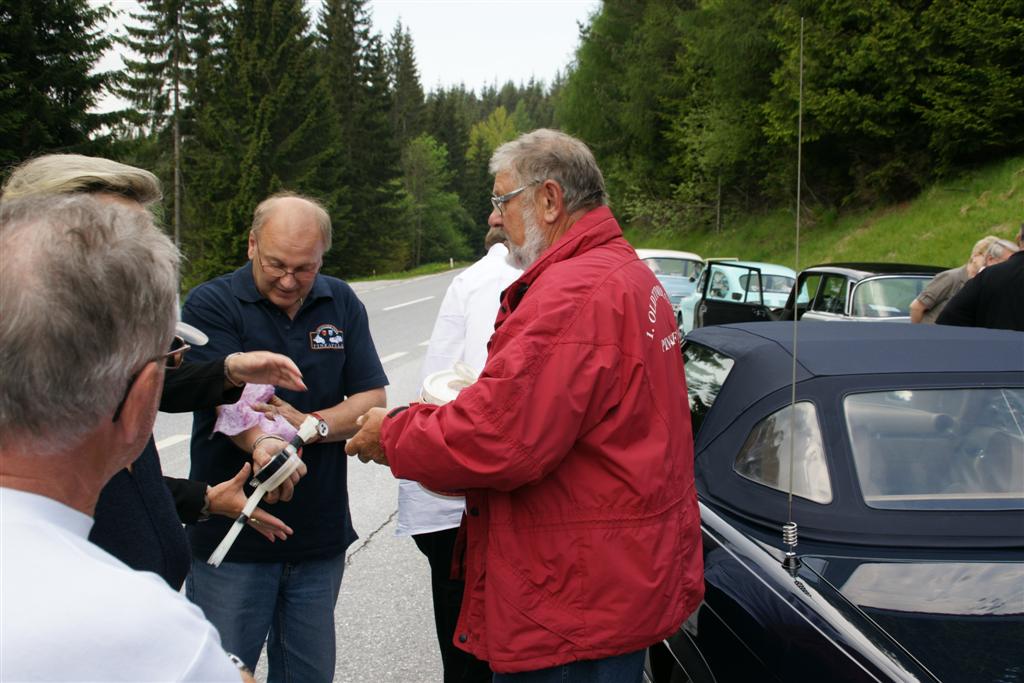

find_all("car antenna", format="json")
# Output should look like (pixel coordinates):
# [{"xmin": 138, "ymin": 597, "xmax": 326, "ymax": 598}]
[{"xmin": 783, "ymin": 16, "xmax": 805, "ymax": 577}]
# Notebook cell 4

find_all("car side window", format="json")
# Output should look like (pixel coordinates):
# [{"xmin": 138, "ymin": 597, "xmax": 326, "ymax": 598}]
[
  {"xmin": 708, "ymin": 271, "xmax": 730, "ymax": 300},
  {"xmin": 813, "ymin": 275, "xmax": 847, "ymax": 314},
  {"xmin": 733, "ymin": 401, "xmax": 833, "ymax": 504},
  {"xmin": 682, "ymin": 342, "xmax": 735, "ymax": 437}
]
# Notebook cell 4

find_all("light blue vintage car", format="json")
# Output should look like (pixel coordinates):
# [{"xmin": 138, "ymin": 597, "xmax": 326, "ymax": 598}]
[
  {"xmin": 635, "ymin": 248, "xmax": 705, "ymax": 308},
  {"xmin": 677, "ymin": 260, "xmax": 796, "ymax": 334}
]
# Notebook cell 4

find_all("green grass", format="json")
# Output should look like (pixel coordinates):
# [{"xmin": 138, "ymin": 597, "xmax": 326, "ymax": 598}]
[
  {"xmin": 349, "ymin": 260, "xmax": 473, "ymax": 282},
  {"xmin": 625, "ymin": 156, "xmax": 1024, "ymax": 271}
]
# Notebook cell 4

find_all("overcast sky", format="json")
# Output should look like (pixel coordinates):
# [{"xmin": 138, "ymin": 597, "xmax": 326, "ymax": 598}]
[{"xmin": 95, "ymin": 0, "xmax": 599, "ymax": 110}]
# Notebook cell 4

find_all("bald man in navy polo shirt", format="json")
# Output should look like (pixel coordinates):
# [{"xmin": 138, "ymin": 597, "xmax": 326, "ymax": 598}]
[{"xmin": 182, "ymin": 192, "xmax": 388, "ymax": 682}]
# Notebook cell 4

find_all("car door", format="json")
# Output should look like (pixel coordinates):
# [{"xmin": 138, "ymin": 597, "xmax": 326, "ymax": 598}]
[
  {"xmin": 696, "ymin": 263, "xmax": 773, "ymax": 328},
  {"xmin": 801, "ymin": 274, "xmax": 850, "ymax": 321}
]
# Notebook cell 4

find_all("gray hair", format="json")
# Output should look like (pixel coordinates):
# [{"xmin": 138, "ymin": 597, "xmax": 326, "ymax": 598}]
[
  {"xmin": 986, "ymin": 238, "xmax": 1018, "ymax": 261},
  {"xmin": 0, "ymin": 195, "xmax": 179, "ymax": 452},
  {"xmin": 251, "ymin": 192, "xmax": 332, "ymax": 251},
  {"xmin": 1, "ymin": 154, "xmax": 162, "ymax": 206},
  {"xmin": 970, "ymin": 235, "xmax": 999, "ymax": 260},
  {"xmin": 489, "ymin": 129, "xmax": 607, "ymax": 215}
]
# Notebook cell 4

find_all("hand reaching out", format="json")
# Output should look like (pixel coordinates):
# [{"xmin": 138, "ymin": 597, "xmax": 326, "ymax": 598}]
[
  {"xmin": 344, "ymin": 407, "xmax": 389, "ymax": 465},
  {"xmin": 226, "ymin": 351, "xmax": 306, "ymax": 392},
  {"xmin": 206, "ymin": 463, "xmax": 294, "ymax": 542}
]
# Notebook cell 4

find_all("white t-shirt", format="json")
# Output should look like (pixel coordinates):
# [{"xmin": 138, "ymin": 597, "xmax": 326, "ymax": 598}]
[
  {"xmin": 396, "ymin": 243, "xmax": 522, "ymax": 536},
  {"xmin": 0, "ymin": 487, "xmax": 240, "ymax": 682}
]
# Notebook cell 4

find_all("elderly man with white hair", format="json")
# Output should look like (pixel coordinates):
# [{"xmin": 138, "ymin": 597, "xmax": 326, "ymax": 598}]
[
  {"xmin": 0, "ymin": 195, "xmax": 248, "ymax": 681},
  {"xmin": 346, "ymin": 129, "xmax": 704, "ymax": 682}
]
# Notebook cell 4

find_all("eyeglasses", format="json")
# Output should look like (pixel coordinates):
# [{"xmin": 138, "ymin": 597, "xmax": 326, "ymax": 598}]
[
  {"xmin": 254, "ymin": 242, "xmax": 321, "ymax": 283},
  {"xmin": 111, "ymin": 336, "xmax": 191, "ymax": 421},
  {"xmin": 161, "ymin": 335, "xmax": 191, "ymax": 370},
  {"xmin": 490, "ymin": 181, "xmax": 539, "ymax": 216}
]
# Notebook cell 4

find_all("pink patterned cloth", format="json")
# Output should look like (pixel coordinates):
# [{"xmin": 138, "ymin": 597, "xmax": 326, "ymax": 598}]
[{"xmin": 213, "ymin": 383, "xmax": 297, "ymax": 442}]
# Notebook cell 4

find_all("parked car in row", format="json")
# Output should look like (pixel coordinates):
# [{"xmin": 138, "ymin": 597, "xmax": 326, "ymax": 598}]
[
  {"xmin": 676, "ymin": 260, "xmax": 795, "ymax": 334},
  {"xmin": 786, "ymin": 262, "xmax": 946, "ymax": 322},
  {"xmin": 645, "ymin": 322, "xmax": 1024, "ymax": 683},
  {"xmin": 679, "ymin": 261, "xmax": 947, "ymax": 334},
  {"xmin": 636, "ymin": 248, "xmax": 705, "ymax": 308}
]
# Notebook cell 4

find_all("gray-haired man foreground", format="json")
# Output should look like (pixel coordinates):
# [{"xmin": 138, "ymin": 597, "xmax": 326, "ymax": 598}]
[{"xmin": 0, "ymin": 196, "xmax": 247, "ymax": 681}]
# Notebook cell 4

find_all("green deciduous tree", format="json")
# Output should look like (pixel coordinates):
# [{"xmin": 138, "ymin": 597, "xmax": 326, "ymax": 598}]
[
  {"xmin": 399, "ymin": 133, "xmax": 470, "ymax": 266},
  {"xmin": 918, "ymin": 0, "xmax": 1024, "ymax": 171}
]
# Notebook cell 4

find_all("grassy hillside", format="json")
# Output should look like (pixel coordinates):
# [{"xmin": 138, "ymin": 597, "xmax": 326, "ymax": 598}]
[{"xmin": 625, "ymin": 156, "xmax": 1024, "ymax": 271}]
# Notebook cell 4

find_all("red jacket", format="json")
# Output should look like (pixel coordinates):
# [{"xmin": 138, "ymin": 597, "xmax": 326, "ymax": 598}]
[{"xmin": 383, "ymin": 206, "xmax": 703, "ymax": 673}]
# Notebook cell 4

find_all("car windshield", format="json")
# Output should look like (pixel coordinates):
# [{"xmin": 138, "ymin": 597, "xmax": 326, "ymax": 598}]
[
  {"xmin": 845, "ymin": 388, "xmax": 1024, "ymax": 510},
  {"xmin": 644, "ymin": 257, "xmax": 701, "ymax": 278},
  {"xmin": 682, "ymin": 342, "xmax": 734, "ymax": 436},
  {"xmin": 850, "ymin": 277, "xmax": 929, "ymax": 318},
  {"xmin": 739, "ymin": 274, "xmax": 795, "ymax": 294}
]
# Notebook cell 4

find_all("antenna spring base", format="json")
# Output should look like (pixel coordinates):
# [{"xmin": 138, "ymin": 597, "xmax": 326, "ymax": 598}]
[
  {"xmin": 781, "ymin": 522, "xmax": 801, "ymax": 575},
  {"xmin": 782, "ymin": 521, "xmax": 798, "ymax": 548}
]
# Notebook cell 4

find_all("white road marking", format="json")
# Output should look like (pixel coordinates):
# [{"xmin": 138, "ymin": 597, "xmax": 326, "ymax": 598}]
[
  {"xmin": 156, "ymin": 434, "xmax": 190, "ymax": 450},
  {"xmin": 382, "ymin": 296, "xmax": 434, "ymax": 311},
  {"xmin": 380, "ymin": 351, "xmax": 409, "ymax": 364},
  {"xmin": 418, "ymin": 339, "xmax": 430, "ymax": 346}
]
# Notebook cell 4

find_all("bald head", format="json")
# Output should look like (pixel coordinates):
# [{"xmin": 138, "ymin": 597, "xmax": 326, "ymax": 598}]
[{"xmin": 251, "ymin": 192, "xmax": 332, "ymax": 252}]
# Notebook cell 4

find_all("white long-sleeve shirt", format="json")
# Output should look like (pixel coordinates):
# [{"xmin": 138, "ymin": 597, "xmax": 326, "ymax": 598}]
[{"xmin": 395, "ymin": 243, "xmax": 522, "ymax": 536}]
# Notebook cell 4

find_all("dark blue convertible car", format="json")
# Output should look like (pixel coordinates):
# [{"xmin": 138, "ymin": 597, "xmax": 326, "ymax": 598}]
[{"xmin": 647, "ymin": 322, "xmax": 1024, "ymax": 683}]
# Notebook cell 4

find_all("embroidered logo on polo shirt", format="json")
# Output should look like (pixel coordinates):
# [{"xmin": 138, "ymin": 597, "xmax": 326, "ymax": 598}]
[{"xmin": 310, "ymin": 324, "xmax": 344, "ymax": 350}]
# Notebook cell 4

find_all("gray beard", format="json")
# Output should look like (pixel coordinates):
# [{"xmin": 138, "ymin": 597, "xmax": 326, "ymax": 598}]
[{"xmin": 506, "ymin": 208, "xmax": 548, "ymax": 270}]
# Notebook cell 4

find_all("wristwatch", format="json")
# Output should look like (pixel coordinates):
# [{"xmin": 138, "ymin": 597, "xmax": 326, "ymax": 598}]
[{"xmin": 311, "ymin": 411, "xmax": 329, "ymax": 440}]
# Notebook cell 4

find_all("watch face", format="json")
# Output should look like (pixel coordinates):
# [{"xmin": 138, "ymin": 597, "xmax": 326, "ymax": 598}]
[{"xmin": 316, "ymin": 420, "xmax": 329, "ymax": 437}]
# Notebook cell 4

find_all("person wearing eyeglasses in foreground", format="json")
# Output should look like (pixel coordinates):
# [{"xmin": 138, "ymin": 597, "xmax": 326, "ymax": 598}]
[
  {"xmin": 346, "ymin": 129, "xmax": 704, "ymax": 682},
  {"xmin": 180, "ymin": 192, "xmax": 388, "ymax": 682},
  {"xmin": 0, "ymin": 195, "xmax": 252, "ymax": 681},
  {"xmin": 0, "ymin": 154, "xmax": 307, "ymax": 591}
]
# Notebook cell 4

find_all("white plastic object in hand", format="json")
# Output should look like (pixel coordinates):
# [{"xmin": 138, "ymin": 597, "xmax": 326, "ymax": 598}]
[
  {"xmin": 420, "ymin": 361, "xmax": 479, "ymax": 405},
  {"xmin": 207, "ymin": 416, "xmax": 320, "ymax": 567},
  {"xmin": 418, "ymin": 362, "xmax": 479, "ymax": 498},
  {"xmin": 294, "ymin": 415, "xmax": 320, "ymax": 443}
]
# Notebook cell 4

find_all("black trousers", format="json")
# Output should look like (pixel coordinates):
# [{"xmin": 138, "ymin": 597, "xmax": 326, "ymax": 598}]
[{"xmin": 413, "ymin": 527, "xmax": 493, "ymax": 683}]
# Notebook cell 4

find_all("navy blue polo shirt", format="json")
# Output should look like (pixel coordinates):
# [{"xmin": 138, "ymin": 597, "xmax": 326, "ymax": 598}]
[{"xmin": 181, "ymin": 263, "xmax": 388, "ymax": 563}]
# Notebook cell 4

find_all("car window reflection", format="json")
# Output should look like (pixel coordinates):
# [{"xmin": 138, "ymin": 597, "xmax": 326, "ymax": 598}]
[
  {"xmin": 845, "ymin": 388, "xmax": 1024, "ymax": 510},
  {"xmin": 733, "ymin": 401, "xmax": 833, "ymax": 504}
]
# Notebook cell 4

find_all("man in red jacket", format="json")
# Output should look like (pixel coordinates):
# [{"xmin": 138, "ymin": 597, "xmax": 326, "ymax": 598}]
[{"xmin": 347, "ymin": 129, "xmax": 704, "ymax": 681}]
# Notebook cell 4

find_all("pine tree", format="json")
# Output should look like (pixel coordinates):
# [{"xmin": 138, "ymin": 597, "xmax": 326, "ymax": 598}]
[
  {"xmin": 317, "ymin": 0, "xmax": 406, "ymax": 276},
  {"xmin": 0, "ymin": 0, "xmax": 113, "ymax": 166},
  {"xmin": 387, "ymin": 22, "xmax": 425, "ymax": 147},
  {"xmin": 184, "ymin": 0, "xmax": 338, "ymax": 286},
  {"xmin": 113, "ymin": 0, "xmax": 223, "ymax": 246}
]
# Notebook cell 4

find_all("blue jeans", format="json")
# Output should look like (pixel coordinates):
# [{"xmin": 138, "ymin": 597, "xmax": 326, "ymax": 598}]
[
  {"xmin": 492, "ymin": 650, "xmax": 645, "ymax": 683},
  {"xmin": 186, "ymin": 554, "xmax": 345, "ymax": 683}
]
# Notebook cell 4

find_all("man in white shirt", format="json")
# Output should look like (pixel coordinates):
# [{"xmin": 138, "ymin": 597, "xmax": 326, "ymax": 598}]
[
  {"xmin": 0, "ymin": 195, "xmax": 246, "ymax": 682},
  {"xmin": 397, "ymin": 227, "xmax": 520, "ymax": 682}
]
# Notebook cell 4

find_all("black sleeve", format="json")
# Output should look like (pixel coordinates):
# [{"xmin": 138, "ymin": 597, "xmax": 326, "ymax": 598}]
[
  {"xmin": 159, "ymin": 358, "xmax": 244, "ymax": 413},
  {"xmin": 936, "ymin": 273, "xmax": 982, "ymax": 327},
  {"xmin": 164, "ymin": 476, "xmax": 208, "ymax": 525}
]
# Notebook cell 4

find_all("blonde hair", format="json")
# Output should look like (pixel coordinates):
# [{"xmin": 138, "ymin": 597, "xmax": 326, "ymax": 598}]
[
  {"xmin": 1, "ymin": 154, "xmax": 162, "ymax": 205},
  {"xmin": 969, "ymin": 235, "xmax": 999, "ymax": 262}
]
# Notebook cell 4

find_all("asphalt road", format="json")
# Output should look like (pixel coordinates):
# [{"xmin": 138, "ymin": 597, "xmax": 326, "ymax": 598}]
[{"xmin": 154, "ymin": 268, "xmax": 466, "ymax": 682}]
